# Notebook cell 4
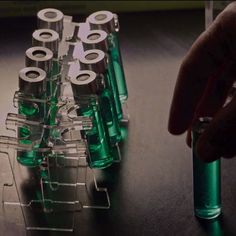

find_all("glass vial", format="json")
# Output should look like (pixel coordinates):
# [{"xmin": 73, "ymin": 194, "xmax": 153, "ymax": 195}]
[
  {"xmin": 25, "ymin": 46, "xmax": 54, "ymax": 147},
  {"xmin": 32, "ymin": 29, "xmax": 60, "ymax": 126},
  {"xmin": 81, "ymin": 29, "xmax": 124, "ymax": 121},
  {"xmin": 79, "ymin": 49, "xmax": 122, "ymax": 144},
  {"xmin": 87, "ymin": 11, "xmax": 128, "ymax": 102},
  {"xmin": 70, "ymin": 70, "xmax": 113, "ymax": 169},
  {"xmin": 37, "ymin": 8, "xmax": 64, "ymax": 40},
  {"xmin": 17, "ymin": 67, "xmax": 47, "ymax": 167},
  {"xmin": 192, "ymin": 117, "xmax": 221, "ymax": 219}
]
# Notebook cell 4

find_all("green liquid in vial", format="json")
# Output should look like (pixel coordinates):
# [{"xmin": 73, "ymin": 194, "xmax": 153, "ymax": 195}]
[
  {"xmin": 80, "ymin": 101, "xmax": 113, "ymax": 169},
  {"xmin": 109, "ymin": 32, "xmax": 128, "ymax": 102},
  {"xmin": 192, "ymin": 124, "xmax": 221, "ymax": 219},
  {"xmin": 106, "ymin": 57, "xmax": 123, "ymax": 121},
  {"xmin": 100, "ymin": 89, "xmax": 122, "ymax": 145},
  {"xmin": 17, "ymin": 102, "xmax": 43, "ymax": 167}
]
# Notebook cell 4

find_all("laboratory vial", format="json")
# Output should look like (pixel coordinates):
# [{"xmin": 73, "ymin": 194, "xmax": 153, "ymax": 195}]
[
  {"xmin": 70, "ymin": 70, "xmax": 113, "ymax": 169},
  {"xmin": 87, "ymin": 11, "xmax": 128, "ymax": 102},
  {"xmin": 80, "ymin": 29, "xmax": 123, "ymax": 120},
  {"xmin": 25, "ymin": 46, "xmax": 54, "ymax": 146},
  {"xmin": 79, "ymin": 49, "xmax": 122, "ymax": 144},
  {"xmin": 17, "ymin": 67, "xmax": 47, "ymax": 167},
  {"xmin": 192, "ymin": 118, "xmax": 221, "ymax": 219},
  {"xmin": 32, "ymin": 29, "xmax": 60, "ymax": 126},
  {"xmin": 37, "ymin": 8, "xmax": 64, "ymax": 39},
  {"xmin": 25, "ymin": 46, "xmax": 53, "ymax": 73},
  {"xmin": 32, "ymin": 28, "xmax": 60, "ymax": 79}
]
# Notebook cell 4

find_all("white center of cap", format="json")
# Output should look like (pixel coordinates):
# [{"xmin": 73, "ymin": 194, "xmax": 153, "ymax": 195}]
[
  {"xmin": 26, "ymin": 71, "xmax": 40, "ymax": 79},
  {"xmin": 85, "ymin": 52, "xmax": 99, "ymax": 60},
  {"xmin": 39, "ymin": 32, "xmax": 53, "ymax": 39},
  {"xmin": 44, "ymin": 11, "xmax": 57, "ymax": 19},
  {"xmin": 32, "ymin": 50, "xmax": 47, "ymax": 58},
  {"xmin": 87, "ymin": 33, "xmax": 100, "ymax": 40},
  {"xmin": 76, "ymin": 74, "xmax": 90, "ymax": 81},
  {"xmin": 95, "ymin": 13, "xmax": 107, "ymax": 21}
]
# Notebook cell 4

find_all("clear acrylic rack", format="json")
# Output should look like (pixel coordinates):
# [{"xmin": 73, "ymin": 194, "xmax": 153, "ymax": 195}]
[{"xmin": 0, "ymin": 10, "xmax": 129, "ymax": 232}]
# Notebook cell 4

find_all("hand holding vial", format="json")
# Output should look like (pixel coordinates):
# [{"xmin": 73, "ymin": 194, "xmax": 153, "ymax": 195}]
[{"xmin": 168, "ymin": 2, "xmax": 236, "ymax": 162}]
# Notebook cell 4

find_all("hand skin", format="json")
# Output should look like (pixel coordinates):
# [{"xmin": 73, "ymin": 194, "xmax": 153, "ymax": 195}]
[{"xmin": 168, "ymin": 2, "xmax": 236, "ymax": 162}]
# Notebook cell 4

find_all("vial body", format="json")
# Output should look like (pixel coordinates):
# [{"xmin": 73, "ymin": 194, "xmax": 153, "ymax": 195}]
[
  {"xmin": 192, "ymin": 119, "xmax": 221, "ymax": 219},
  {"xmin": 78, "ymin": 49, "xmax": 122, "ymax": 142},
  {"xmin": 100, "ymin": 88, "xmax": 121, "ymax": 145},
  {"xmin": 18, "ymin": 101, "xmax": 44, "ymax": 167},
  {"xmin": 17, "ymin": 67, "xmax": 47, "ymax": 167},
  {"xmin": 106, "ymin": 58, "xmax": 123, "ymax": 121},
  {"xmin": 79, "ymin": 99, "xmax": 113, "ymax": 169},
  {"xmin": 108, "ymin": 31, "xmax": 128, "ymax": 102}
]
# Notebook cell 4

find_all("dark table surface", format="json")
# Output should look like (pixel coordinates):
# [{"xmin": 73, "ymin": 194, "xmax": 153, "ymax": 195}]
[{"xmin": 1, "ymin": 9, "xmax": 236, "ymax": 236}]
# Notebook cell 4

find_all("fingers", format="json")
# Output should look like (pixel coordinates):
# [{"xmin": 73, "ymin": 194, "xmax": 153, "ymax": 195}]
[
  {"xmin": 186, "ymin": 62, "xmax": 236, "ymax": 147},
  {"xmin": 196, "ymin": 94, "xmax": 236, "ymax": 162},
  {"xmin": 168, "ymin": 2, "xmax": 236, "ymax": 135}
]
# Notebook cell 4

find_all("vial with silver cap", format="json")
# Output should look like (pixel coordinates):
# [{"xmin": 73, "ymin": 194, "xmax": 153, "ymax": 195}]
[
  {"xmin": 79, "ymin": 49, "xmax": 122, "ymax": 145},
  {"xmin": 70, "ymin": 70, "xmax": 113, "ymax": 169},
  {"xmin": 32, "ymin": 29, "xmax": 60, "ymax": 78},
  {"xmin": 80, "ymin": 29, "xmax": 123, "ymax": 119},
  {"xmin": 25, "ymin": 46, "xmax": 55, "ymax": 145},
  {"xmin": 87, "ymin": 11, "xmax": 128, "ymax": 102},
  {"xmin": 32, "ymin": 29, "xmax": 60, "ymax": 126},
  {"xmin": 37, "ymin": 8, "xmax": 64, "ymax": 39},
  {"xmin": 17, "ymin": 67, "xmax": 47, "ymax": 167},
  {"xmin": 192, "ymin": 117, "xmax": 221, "ymax": 219}
]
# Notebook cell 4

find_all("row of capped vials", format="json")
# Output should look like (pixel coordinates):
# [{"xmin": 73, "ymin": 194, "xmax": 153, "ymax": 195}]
[{"xmin": 15, "ymin": 8, "xmax": 128, "ymax": 170}]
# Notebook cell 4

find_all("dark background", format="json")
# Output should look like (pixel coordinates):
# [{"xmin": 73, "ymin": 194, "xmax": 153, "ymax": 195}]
[{"xmin": 1, "ymin": 7, "xmax": 236, "ymax": 236}]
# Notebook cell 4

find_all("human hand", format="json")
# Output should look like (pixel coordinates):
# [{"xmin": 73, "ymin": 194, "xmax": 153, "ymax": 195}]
[{"xmin": 168, "ymin": 2, "xmax": 236, "ymax": 162}]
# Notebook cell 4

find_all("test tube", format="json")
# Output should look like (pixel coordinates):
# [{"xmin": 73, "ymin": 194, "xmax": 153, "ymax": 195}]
[
  {"xmin": 37, "ymin": 8, "xmax": 64, "ymax": 39},
  {"xmin": 87, "ymin": 11, "xmax": 128, "ymax": 102},
  {"xmin": 17, "ymin": 67, "xmax": 47, "ymax": 167},
  {"xmin": 70, "ymin": 70, "xmax": 113, "ymax": 169},
  {"xmin": 192, "ymin": 117, "xmax": 221, "ymax": 219},
  {"xmin": 79, "ymin": 49, "xmax": 122, "ymax": 145},
  {"xmin": 32, "ymin": 29, "xmax": 60, "ymax": 126}
]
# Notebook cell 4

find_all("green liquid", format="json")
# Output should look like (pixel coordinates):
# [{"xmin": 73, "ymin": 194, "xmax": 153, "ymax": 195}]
[
  {"xmin": 106, "ymin": 58, "xmax": 123, "ymax": 121},
  {"xmin": 80, "ymin": 100, "xmax": 113, "ymax": 169},
  {"xmin": 192, "ymin": 125, "xmax": 221, "ymax": 219},
  {"xmin": 109, "ymin": 32, "xmax": 128, "ymax": 102},
  {"xmin": 100, "ymin": 89, "xmax": 121, "ymax": 145},
  {"xmin": 17, "ymin": 60, "xmax": 59, "ymax": 167},
  {"xmin": 17, "ymin": 102, "xmax": 44, "ymax": 167}
]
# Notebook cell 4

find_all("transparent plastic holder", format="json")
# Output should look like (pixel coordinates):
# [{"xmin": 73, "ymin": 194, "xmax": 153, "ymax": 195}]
[
  {"xmin": 0, "ymin": 135, "xmax": 110, "ymax": 232},
  {"xmin": 0, "ymin": 10, "xmax": 128, "ymax": 233},
  {"xmin": 0, "ymin": 148, "xmax": 79, "ymax": 232}
]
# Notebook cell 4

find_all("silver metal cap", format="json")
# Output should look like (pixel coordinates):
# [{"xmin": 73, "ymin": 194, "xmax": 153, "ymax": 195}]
[
  {"xmin": 19, "ymin": 67, "xmax": 46, "ymax": 96},
  {"xmin": 37, "ymin": 8, "xmax": 64, "ymax": 36},
  {"xmin": 87, "ymin": 11, "xmax": 116, "ymax": 34},
  {"xmin": 70, "ymin": 70, "xmax": 99, "ymax": 96},
  {"xmin": 32, "ymin": 29, "xmax": 59, "ymax": 57},
  {"xmin": 25, "ymin": 46, "xmax": 53, "ymax": 72},
  {"xmin": 81, "ymin": 30, "xmax": 108, "ymax": 52},
  {"xmin": 79, "ymin": 49, "xmax": 107, "ymax": 74}
]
